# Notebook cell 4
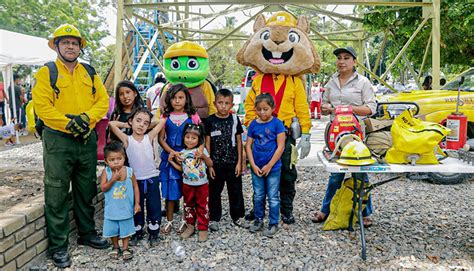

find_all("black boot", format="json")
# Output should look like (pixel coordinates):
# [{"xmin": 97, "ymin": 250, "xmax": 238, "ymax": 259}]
[
  {"xmin": 77, "ymin": 234, "xmax": 109, "ymax": 249},
  {"xmin": 52, "ymin": 250, "xmax": 71, "ymax": 268}
]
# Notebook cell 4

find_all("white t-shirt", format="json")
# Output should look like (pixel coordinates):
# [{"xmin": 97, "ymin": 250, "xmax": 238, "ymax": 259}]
[
  {"xmin": 126, "ymin": 134, "xmax": 159, "ymax": 180},
  {"xmin": 146, "ymin": 82, "xmax": 165, "ymax": 115},
  {"xmin": 0, "ymin": 123, "xmax": 15, "ymax": 139},
  {"xmin": 310, "ymin": 86, "xmax": 322, "ymax": 102}
]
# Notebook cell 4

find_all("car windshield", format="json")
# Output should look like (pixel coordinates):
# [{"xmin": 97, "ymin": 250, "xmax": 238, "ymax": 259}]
[{"xmin": 441, "ymin": 68, "xmax": 474, "ymax": 92}]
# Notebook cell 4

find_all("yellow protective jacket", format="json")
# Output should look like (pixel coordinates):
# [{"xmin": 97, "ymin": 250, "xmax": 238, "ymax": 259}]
[
  {"xmin": 244, "ymin": 74, "xmax": 311, "ymax": 133},
  {"xmin": 32, "ymin": 59, "xmax": 109, "ymax": 133}
]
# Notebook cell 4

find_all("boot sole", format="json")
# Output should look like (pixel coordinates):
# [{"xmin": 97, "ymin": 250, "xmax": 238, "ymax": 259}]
[{"xmin": 53, "ymin": 259, "xmax": 72, "ymax": 268}]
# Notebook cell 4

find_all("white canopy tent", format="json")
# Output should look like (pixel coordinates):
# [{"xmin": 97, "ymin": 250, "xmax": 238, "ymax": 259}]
[{"xmin": 0, "ymin": 29, "xmax": 56, "ymax": 143}]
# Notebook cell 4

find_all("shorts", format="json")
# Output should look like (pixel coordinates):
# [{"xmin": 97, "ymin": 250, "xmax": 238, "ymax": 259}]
[{"xmin": 103, "ymin": 217, "xmax": 135, "ymax": 238}]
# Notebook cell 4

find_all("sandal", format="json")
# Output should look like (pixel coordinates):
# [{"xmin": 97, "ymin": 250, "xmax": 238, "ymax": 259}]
[
  {"xmin": 362, "ymin": 217, "xmax": 373, "ymax": 228},
  {"xmin": 176, "ymin": 220, "xmax": 187, "ymax": 234},
  {"xmin": 311, "ymin": 211, "xmax": 327, "ymax": 223},
  {"xmin": 161, "ymin": 221, "xmax": 173, "ymax": 235},
  {"xmin": 122, "ymin": 248, "xmax": 134, "ymax": 261},
  {"xmin": 108, "ymin": 247, "xmax": 120, "ymax": 259}
]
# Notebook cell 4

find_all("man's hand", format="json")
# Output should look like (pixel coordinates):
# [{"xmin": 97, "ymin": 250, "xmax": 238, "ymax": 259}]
[
  {"xmin": 65, "ymin": 113, "xmax": 90, "ymax": 136},
  {"xmin": 321, "ymin": 104, "xmax": 333, "ymax": 115},
  {"xmin": 260, "ymin": 164, "xmax": 273, "ymax": 176},
  {"xmin": 296, "ymin": 133, "xmax": 311, "ymax": 159}
]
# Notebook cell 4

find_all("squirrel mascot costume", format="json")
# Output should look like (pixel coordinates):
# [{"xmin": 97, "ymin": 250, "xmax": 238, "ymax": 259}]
[{"xmin": 237, "ymin": 11, "xmax": 320, "ymax": 224}]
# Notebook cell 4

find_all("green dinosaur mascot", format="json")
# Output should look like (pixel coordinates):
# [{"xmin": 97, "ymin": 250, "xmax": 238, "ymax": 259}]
[
  {"xmin": 157, "ymin": 41, "xmax": 216, "ymax": 120},
  {"xmin": 237, "ymin": 11, "xmax": 320, "ymax": 224}
]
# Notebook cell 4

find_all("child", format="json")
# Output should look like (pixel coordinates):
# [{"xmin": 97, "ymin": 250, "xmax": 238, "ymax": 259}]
[
  {"xmin": 246, "ymin": 93, "xmax": 286, "ymax": 237},
  {"xmin": 158, "ymin": 83, "xmax": 201, "ymax": 234},
  {"xmin": 100, "ymin": 141, "xmax": 140, "ymax": 260},
  {"xmin": 0, "ymin": 122, "xmax": 22, "ymax": 146},
  {"xmin": 109, "ymin": 81, "xmax": 144, "ymax": 142},
  {"xmin": 204, "ymin": 89, "xmax": 247, "ymax": 231},
  {"xmin": 168, "ymin": 123, "xmax": 213, "ymax": 242},
  {"xmin": 109, "ymin": 107, "xmax": 165, "ymax": 247}
]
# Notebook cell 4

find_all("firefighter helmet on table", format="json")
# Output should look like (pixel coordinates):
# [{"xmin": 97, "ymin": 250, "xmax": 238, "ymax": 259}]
[{"xmin": 337, "ymin": 141, "xmax": 376, "ymax": 166}]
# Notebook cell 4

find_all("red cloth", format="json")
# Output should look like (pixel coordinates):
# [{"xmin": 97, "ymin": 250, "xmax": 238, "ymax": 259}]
[
  {"xmin": 261, "ymin": 74, "xmax": 286, "ymax": 116},
  {"xmin": 182, "ymin": 183, "xmax": 209, "ymax": 231},
  {"xmin": 310, "ymin": 101, "xmax": 321, "ymax": 118}
]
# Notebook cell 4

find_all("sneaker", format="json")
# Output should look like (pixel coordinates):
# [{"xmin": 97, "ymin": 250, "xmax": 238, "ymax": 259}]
[
  {"xmin": 282, "ymin": 214, "xmax": 296, "ymax": 225},
  {"xmin": 198, "ymin": 230, "xmax": 208, "ymax": 242},
  {"xmin": 245, "ymin": 209, "xmax": 255, "ymax": 221},
  {"xmin": 129, "ymin": 232, "xmax": 144, "ymax": 246},
  {"xmin": 4, "ymin": 142, "xmax": 13, "ymax": 147},
  {"xmin": 148, "ymin": 234, "xmax": 159, "ymax": 247},
  {"xmin": 263, "ymin": 224, "xmax": 278, "ymax": 238},
  {"xmin": 233, "ymin": 218, "xmax": 250, "ymax": 229},
  {"xmin": 208, "ymin": 221, "xmax": 219, "ymax": 231},
  {"xmin": 249, "ymin": 219, "xmax": 263, "ymax": 233},
  {"xmin": 180, "ymin": 224, "xmax": 195, "ymax": 239}
]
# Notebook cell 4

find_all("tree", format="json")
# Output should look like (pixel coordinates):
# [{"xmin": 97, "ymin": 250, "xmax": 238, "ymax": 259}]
[
  {"xmin": 203, "ymin": 27, "xmax": 246, "ymax": 89},
  {"xmin": 0, "ymin": 0, "xmax": 110, "ymax": 65},
  {"xmin": 362, "ymin": 1, "xmax": 474, "ymax": 78}
]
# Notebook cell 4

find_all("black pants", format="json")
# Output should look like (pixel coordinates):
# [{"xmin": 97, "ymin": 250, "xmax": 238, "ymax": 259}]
[
  {"xmin": 209, "ymin": 164, "xmax": 245, "ymax": 222},
  {"xmin": 279, "ymin": 136, "xmax": 297, "ymax": 218}
]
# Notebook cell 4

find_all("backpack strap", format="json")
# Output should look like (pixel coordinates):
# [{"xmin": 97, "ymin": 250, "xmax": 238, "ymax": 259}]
[
  {"xmin": 80, "ymin": 63, "xmax": 97, "ymax": 95},
  {"xmin": 44, "ymin": 62, "xmax": 97, "ymax": 98},
  {"xmin": 44, "ymin": 62, "xmax": 60, "ymax": 99}
]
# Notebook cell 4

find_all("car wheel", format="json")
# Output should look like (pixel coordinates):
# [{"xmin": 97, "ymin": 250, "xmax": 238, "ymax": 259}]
[{"xmin": 425, "ymin": 172, "xmax": 472, "ymax": 185}]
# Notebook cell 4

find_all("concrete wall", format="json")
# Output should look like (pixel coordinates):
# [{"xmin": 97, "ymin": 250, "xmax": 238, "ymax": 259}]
[{"xmin": 0, "ymin": 185, "xmax": 104, "ymax": 270}]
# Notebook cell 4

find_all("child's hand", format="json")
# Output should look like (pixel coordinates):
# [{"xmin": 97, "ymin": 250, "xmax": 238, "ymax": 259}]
[
  {"xmin": 251, "ymin": 164, "xmax": 262, "ymax": 177},
  {"xmin": 168, "ymin": 152, "xmax": 175, "ymax": 162},
  {"xmin": 175, "ymin": 152, "xmax": 184, "ymax": 162},
  {"xmin": 261, "ymin": 164, "xmax": 273, "ymax": 176},
  {"xmin": 209, "ymin": 167, "xmax": 216, "ymax": 179},
  {"xmin": 235, "ymin": 164, "xmax": 241, "ymax": 177},
  {"xmin": 134, "ymin": 204, "xmax": 141, "ymax": 214},
  {"xmin": 111, "ymin": 169, "xmax": 121, "ymax": 181}
]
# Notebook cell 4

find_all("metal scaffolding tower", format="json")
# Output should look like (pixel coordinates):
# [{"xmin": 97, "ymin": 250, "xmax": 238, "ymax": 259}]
[{"xmin": 114, "ymin": 0, "xmax": 442, "ymax": 91}]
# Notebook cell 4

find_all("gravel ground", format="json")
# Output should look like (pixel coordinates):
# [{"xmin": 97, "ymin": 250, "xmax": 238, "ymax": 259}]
[
  {"xmin": 3, "ymin": 142, "xmax": 473, "ymax": 269},
  {"xmin": 26, "ymin": 169, "xmax": 473, "ymax": 270}
]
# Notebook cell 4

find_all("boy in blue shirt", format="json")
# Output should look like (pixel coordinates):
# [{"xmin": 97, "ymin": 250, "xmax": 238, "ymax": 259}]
[{"xmin": 100, "ymin": 141, "xmax": 141, "ymax": 260}]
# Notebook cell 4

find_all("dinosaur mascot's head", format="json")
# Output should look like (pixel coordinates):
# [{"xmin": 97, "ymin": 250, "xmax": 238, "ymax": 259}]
[
  {"xmin": 237, "ymin": 11, "xmax": 320, "ymax": 76},
  {"xmin": 163, "ymin": 41, "xmax": 209, "ymax": 88}
]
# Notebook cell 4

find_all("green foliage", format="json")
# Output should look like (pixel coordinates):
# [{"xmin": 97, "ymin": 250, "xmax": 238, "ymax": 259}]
[
  {"xmin": 0, "ymin": 0, "xmax": 110, "ymax": 61},
  {"xmin": 203, "ymin": 28, "xmax": 246, "ymax": 89},
  {"xmin": 362, "ymin": 1, "xmax": 474, "ymax": 78},
  {"xmin": 89, "ymin": 44, "xmax": 115, "ymax": 80}
]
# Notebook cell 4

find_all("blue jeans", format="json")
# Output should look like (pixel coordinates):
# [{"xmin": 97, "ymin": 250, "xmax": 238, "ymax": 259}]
[
  {"xmin": 321, "ymin": 173, "xmax": 373, "ymax": 217},
  {"xmin": 252, "ymin": 169, "xmax": 281, "ymax": 225}
]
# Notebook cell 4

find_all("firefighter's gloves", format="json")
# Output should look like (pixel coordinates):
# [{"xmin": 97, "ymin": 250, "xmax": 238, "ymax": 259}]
[
  {"xmin": 65, "ymin": 113, "xmax": 91, "ymax": 139},
  {"xmin": 296, "ymin": 133, "xmax": 311, "ymax": 159}
]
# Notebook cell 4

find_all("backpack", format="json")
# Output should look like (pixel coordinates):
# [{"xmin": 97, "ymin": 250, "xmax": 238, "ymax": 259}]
[
  {"xmin": 35, "ymin": 61, "xmax": 97, "ymax": 137},
  {"xmin": 323, "ymin": 177, "xmax": 370, "ymax": 231}
]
